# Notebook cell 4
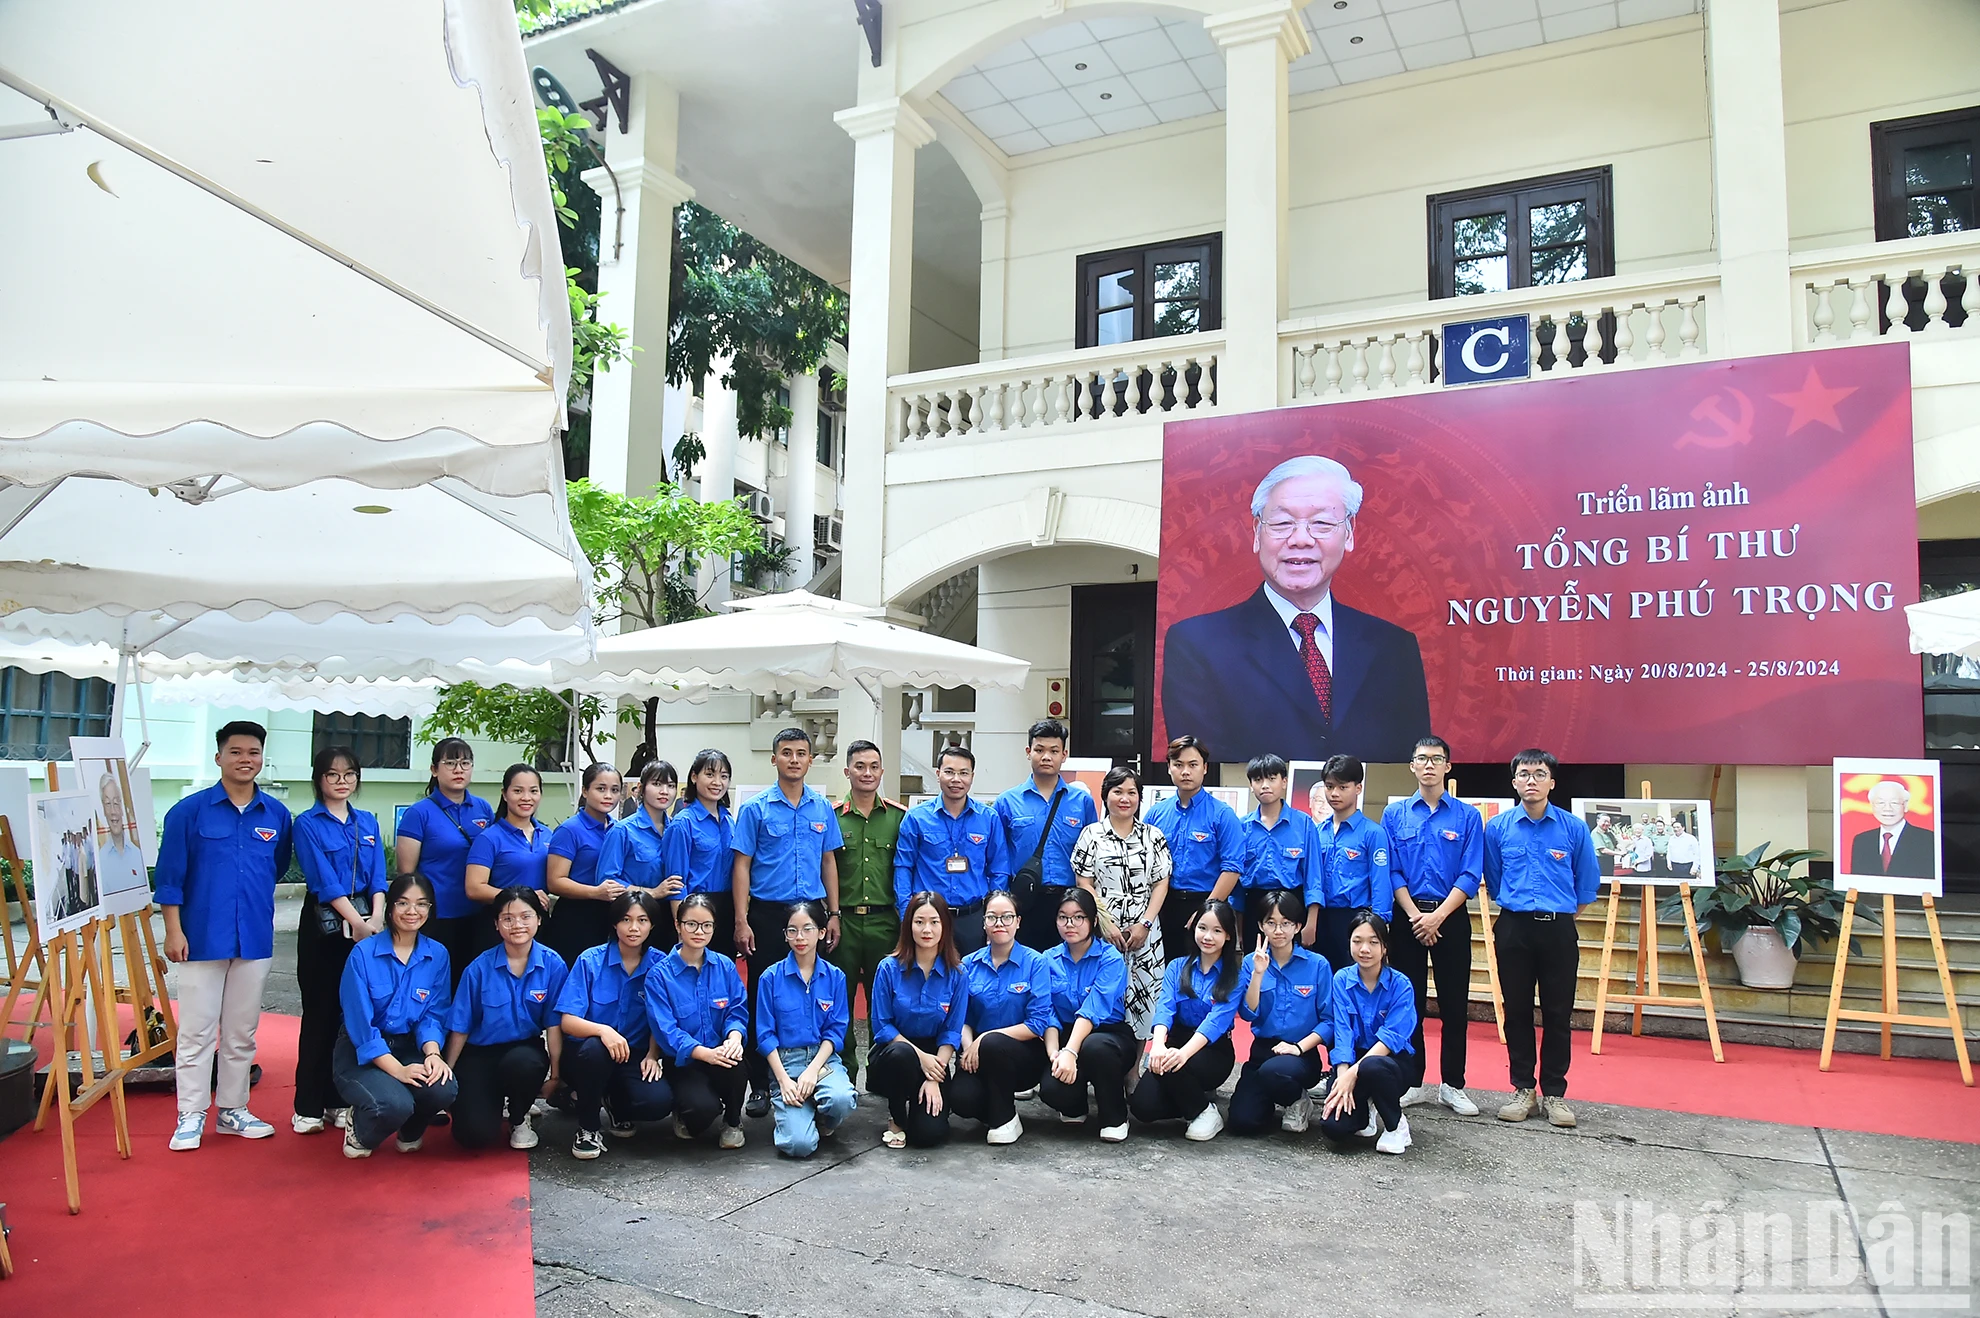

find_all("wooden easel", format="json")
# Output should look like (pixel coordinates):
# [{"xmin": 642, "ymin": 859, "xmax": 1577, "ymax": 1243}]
[
  {"xmin": 1820, "ymin": 889, "xmax": 1973, "ymax": 1086},
  {"xmin": 34, "ymin": 916, "xmax": 134, "ymax": 1211},
  {"xmin": 1590, "ymin": 781, "xmax": 1723, "ymax": 1062},
  {"xmin": 0, "ymin": 819, "xmax": 50, "ymax": 1042},
  {"xmin": 1451, "ymin": 779, "xmax": 1507, "ymax": 1041}
]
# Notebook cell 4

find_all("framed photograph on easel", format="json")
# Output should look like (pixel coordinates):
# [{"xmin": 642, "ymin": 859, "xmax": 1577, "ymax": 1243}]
[{"xmin": 1832, "ymin": 758, "xmax": 1942, "ymax": 897}]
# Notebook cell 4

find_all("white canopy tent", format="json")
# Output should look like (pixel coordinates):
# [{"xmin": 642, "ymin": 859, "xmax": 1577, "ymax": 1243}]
[
  {"xmin": 0, "ymin": 0, "xmax": 597, "ymax": 694},
  {"xmin": 552, "ymin": 591, "xmax": 1031, "ymax": 706},
  {"xmin": 1906, "ymin": 590, "xmax": 1980, "ymax": 659}
]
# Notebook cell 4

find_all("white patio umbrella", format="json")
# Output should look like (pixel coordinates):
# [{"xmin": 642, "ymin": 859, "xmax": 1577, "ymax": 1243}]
[
  {"xmin": 1906, "ymin": 590, "xmax": 1980, "ymax": 658},
  {"xmin": 0, "ymin": 0, "xmax": 570, "ymax": 496},
  {"xmin": 550, "ymin": 590, "xmax": 1031, "ymax": 703}
]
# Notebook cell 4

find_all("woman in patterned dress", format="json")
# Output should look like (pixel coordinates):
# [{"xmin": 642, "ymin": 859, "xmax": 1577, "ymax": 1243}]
[{"xmin": 1070, "ymin": 765, "xmax": 1170, "ymax": 1039}]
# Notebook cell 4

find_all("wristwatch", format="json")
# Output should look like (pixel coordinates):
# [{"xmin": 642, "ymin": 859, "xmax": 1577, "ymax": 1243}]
[
  {"xmin": 1137, "ymin": 917, "xmax": 1153, "ymax": 930},
  {"xmin": 827, "ymin": 909, "xmax": 841, "ymax": 918}
]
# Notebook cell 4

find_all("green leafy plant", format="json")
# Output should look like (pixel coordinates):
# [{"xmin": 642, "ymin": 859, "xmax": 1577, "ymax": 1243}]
[
  {"xmin": 738, "ymin": 541, "xmax": 797, "ymax": 590},
  {"xmin": 419, "ymin": 683, "xmax": 610, "ymax": 771},
  {"xmin": 1663, "ymin": 843, "xmax": 1862, "ymax": 959}
]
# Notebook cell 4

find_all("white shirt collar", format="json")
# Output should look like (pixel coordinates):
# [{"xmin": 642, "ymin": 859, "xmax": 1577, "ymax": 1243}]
[
  {"xmin": 1881, "ymin": 821, "xmax": 1906, "ymax": 840},
  {"xmin": 1262, "ymin": 583, "xmax": 1333, "ymax": 650}
]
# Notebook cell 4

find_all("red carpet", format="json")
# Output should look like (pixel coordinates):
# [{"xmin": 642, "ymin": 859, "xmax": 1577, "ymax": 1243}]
[
  {"xmin": 0, "ymin": 1013, "xmax": 534, "ymax": 1315},
  {"xmin": 1290, "ymin": 1018, "xmax": 1980, "ymax": 1144}
]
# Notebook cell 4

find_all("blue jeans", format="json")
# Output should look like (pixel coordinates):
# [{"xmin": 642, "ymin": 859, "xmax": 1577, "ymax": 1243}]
[{"xmin": 769, "ymin": 1044, "xmax": 857, "ymax": 1158}]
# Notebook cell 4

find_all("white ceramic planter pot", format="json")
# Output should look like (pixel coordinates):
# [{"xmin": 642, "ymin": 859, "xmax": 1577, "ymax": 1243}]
[{"xmin": 1730, "ymin": 925, "xmax": 1799, "ymax": 989}]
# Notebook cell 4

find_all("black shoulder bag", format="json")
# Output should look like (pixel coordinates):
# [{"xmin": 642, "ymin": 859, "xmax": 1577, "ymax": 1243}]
[{"xmin": 1010, "ymin": 789, "xmax": 1066, "ymax": 914}]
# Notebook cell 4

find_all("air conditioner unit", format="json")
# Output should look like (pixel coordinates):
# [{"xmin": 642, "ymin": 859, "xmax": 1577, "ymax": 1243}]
[
  {"xmin": 742, "ymin": 489, "xmax": 773, "ymax": 522},
  {"xmin": 815, "ymin": 513, "xmax": 844, "ymax": 553}
]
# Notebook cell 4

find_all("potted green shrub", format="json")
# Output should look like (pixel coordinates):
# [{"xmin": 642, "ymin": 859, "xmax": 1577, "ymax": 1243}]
[{"xmin": 1663, "ymin": 844, "xmax": 1854, "ymax": 989}]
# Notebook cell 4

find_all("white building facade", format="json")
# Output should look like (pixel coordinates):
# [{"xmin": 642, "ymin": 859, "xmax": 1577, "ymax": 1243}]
[{"xmin": 523, "ymin": 0, "xmax": 1979, "ymax": 859}]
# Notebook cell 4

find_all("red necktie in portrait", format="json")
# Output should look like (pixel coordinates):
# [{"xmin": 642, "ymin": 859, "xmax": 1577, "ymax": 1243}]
[
  {"xmin": 1881, "ymin": 832, "xmax": 1894, "ymax": 871},
  {"xmin": 1291, "ymin": 613, "xmax": 1333, "ymax": 722}
]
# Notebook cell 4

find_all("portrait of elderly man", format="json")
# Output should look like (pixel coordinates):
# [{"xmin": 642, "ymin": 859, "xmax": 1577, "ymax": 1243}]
[
  {"xmin": 1160, "ymin": 454, "xmax": 1431, "ymax": 763},
  {"xmin": 1848, "ymin": 779, "xmax": 1937, "ymax": 881}
]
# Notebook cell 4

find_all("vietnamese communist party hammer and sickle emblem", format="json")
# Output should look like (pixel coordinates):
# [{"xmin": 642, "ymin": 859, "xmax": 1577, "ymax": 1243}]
[{"xmin": 1675, "ymin": 388, "xmax": 1753, "ymax": 449}]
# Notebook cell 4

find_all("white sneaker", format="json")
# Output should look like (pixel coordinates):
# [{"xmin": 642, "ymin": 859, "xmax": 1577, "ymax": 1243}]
[
  {"xmin": 396, "ymin": 1134, "xmax": 423, "ymax": 1153},
  {"xmin": 604, "ymin": 1103, "xmax": 635, "ymax": 1139},
  {"xmin": 986, "ymin": 1115, "xmax": 1023, "ymax": 1145},
  {"xmin": 1358, "ymin": 1109, "xmax": 1380, "ymax": 1138},
  {"xmin": 291, "ymin": 1113, "xmax": 326, "ymax": 1135},
  {"xmin": 169, "ymin": 1111, "xmax": 204, "ymax": 1151},
  {"xmin": 1058, "ymin": 1110, "xmax": 1086, "ymax": 1125},
  {"xmin": 510, "ymin": 1116, "xmax": 539, "ymax": 1150},
  {"xmin": 1399, "ymin": 1085, "xmax": 1432, "ymax": 1108},
  {"xmin": 1376, "ymin": 1114, "xmax": 1413, "ymax": 1155},
  {"xmin": 1185, "ymin": 1103, "xmax": 1225, "ymax": 1142},
  {"xmin": 529, "ymin": 1098, "xmax": 552, "ymax": 1117},
  {"xmin": 718, "ymin": 1123, "xmax": 746, "ymax": 1149},
  {"xmin": 1014, "ymin": 1086, "xmax": 1039, "ymax": 1101},
  {"xmin": 1280, "ymin": 1094, "xmax": 1312, "ymax": 1133},
  {"xmin": 1439, "ymin": 1083, "xmax": 1479, "ymax": 1116},
  {"xmin": 330, "ymin": 1107, "xmax": 352, "ymax": 1130},
  {"xmin": 342, "ymin": 1127, "xmax": 371, "ymax": 1159},
  {"xmin": 216, "ymin": 1107, "xmax": 275, "ymax": 1139},
  {"xmin": 1098, "ymin": 1122, "xmax": 1129, "ymax": 1142}
]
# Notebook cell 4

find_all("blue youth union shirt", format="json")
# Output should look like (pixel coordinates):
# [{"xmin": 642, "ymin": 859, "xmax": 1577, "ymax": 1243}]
[
  {"xmin": 548, "ymin": 810, "xmax": 614, "ymax": 888},
  {"xmin": 1381, "ymin": 793, "xmax": 1484, "ymax": 905},
  {"xmin": 467, "ymin": 816, "xmax": 552, "ymax": 891},
  {"xmin": 961, "ymin": 943, "xmax": 1054, "ymax": 1035},
  {"xmin": 555, "ymin": 942, "xmax": 666, "ymax": 1050},
  {"xmin": 292, "ymin": 802, "xmax": 386, "ymax": 907},
  {"xmin": 994, "ymin": 779, "xmax": 1098, "ymax": 890},
  {"xmin": 660, "ymin": 800, "xmax": 734, "ymax": 896},
  {"xmin": 447, "ymin": 942, "xmax": 570, "ymax": 1046},
  {"xmin": 153, "ymin": 783, "xmax": 293, "ymax": 961},
  {"xmin": 1145, "ymin": 791, "xmax": 1245, "ymax": 893},
  {"xmin": 1314, "ymin": 812, "xmax": 1394, "ymax": 917},
  {"xmin": 598, "ymin": 809, "xmax": 668, "ymax": 889},
  {"xmin": 734, "ymin": 785, "xmax": 844, "ymax": 903},
  {"xmin": 1483, "ymin": 803, "xmax": 1602, "ymax": 913},
  {"xmin": 397, "ymin": 791, "xmax": 495, "ymax": 919},
  {"xmin": 1241, "ymin": 806, "xmax": 1317, "ymax": 895}
]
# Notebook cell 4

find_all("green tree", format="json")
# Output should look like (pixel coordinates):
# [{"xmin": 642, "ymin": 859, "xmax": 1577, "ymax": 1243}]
[{"xmin": 417, "ymin": 683, "xmax": 610, "ymax": 772}]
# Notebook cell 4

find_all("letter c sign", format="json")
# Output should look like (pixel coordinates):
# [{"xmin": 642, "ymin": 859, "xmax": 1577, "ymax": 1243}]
[{"xmin": 1441, "ymin": 315, "xmax": 1531, "ymax": 386}]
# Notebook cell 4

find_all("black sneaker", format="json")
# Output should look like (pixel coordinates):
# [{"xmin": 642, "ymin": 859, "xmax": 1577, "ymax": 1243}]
[
  {"xmin": 571, "ymin": 1129, "xmax": 605, "ymax": 1160},
  {"xmin": 745, "ymin": 1089, "xmax": 771, "ymax": 1120}
]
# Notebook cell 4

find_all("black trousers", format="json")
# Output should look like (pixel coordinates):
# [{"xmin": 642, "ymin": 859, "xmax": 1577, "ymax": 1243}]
[
  {"xmin": 426, "ymin": 914, "xmax": 480, "ymax": 990},
  {"xmin": 1158, "ymin": 891, "xmax": 1211, "ymax": 969},
  {"xmin": 1495, "ymin": 910, "xmax": 1580, "ymax": 1097},
  {"xmin": 1037, "ymin": 1022, "xmax": 1136, "ymax": 1129},
  {"xmin": 1388, "ymin": 903, "xmax": 1472, "ymax": 1090},
  {"xmin": 742, "ymin": 897, "xmax": 792, "ymax": 1093},
  {"xmin": 948, "ymin": 1033, "xmax": 1047, "ymax": 1130},
  {"xmin": 867, "ymin": 1035, "xmax": 950, "ymax": 1148},
  {"xmin": 949, "ymin": 902, "xmax": 987, "ymax": 956},
  {"xmin": 567, "ymin": 1035, "xmax": 673, "ymax": 1134},
  {"xmin": 670, "ymin": 1058, "xmax": 748, "ymax": 1135},
  {"xmin": 1127, "ymin": 1025, "xmax": 1235, "ymax": 1123},
  {"xmin": 1312, "ymin": 906, "xmax": 1360, "ymax": 975},
  {"xmin": 1018, "ymin": 886, "xmax": 1072, "ymax": 951},
  {"xmin": 1228, "ymin": 1036, "xmax": 1326, "ymax": 1134},
  {"xmin": 293, "ymin": 901, "xmax": 356, "ymax": 1119},
  {"xmin": 1315, "ymin": 1052, "xmax": 1407, "ymax": 1140},
  {"xmin": 544, "ymin": 896, "xmax": 616, "ymax": 964},
  {"xmin": 452, "ymin": 1039, "xmax": 550, "ymax": 1149}
]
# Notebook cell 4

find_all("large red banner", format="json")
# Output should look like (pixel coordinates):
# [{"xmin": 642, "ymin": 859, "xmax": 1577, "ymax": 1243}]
[{"xmin": 1155, "ymin": 344, "xmax": 1921, "ymax": 765}]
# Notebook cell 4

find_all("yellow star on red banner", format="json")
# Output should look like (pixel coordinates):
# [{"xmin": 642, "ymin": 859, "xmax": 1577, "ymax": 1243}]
[{"xmin": 1769, "ymin": 367, "xmax": 1856, "ymax": 435}]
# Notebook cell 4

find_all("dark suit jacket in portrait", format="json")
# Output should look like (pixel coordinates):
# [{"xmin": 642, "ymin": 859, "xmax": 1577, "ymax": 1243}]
[
  {"xmin": 1847, "ymin": 822, "xmax": 1937, "ymax": 882},
  {"xmin": 1160, "ymin": 586, "xmax": 1432, "ymax": 765}
]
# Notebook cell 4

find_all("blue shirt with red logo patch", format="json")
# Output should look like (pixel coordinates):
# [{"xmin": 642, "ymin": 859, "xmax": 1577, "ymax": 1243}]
[
  {"xmin": 961, "ymin": 942, "xmax": 1054, "ymax": 1036},
  {"xmin": 1151, "ymin": 953, "xmax": 1251, "ymax": 1043},
  {"xmin": 734, "ymin": 784, "xmax": 845, "ymax": 904},
  {"xmin": 1330, "ymin": 963, "xmax": 1418, "ymax": 1065},
  {"xmin": 154, "ymin": 782, "xmax": 293, "ymax": 961},
  {"xmin": 1314, "ymin": 811, "xmax": 1395, "ymax": 918},
  {"xmin": 1145, "ymin": 791, "xmax": 1246, "ymax": 894},
  {"xmin": 754, "ymin": 952, "xmax": 850, "ymax": 1055},
  {"xmin": 548, "ymin": 809, "xmax": 614, "ymax": 889},
  {"xmin": 871, "ymin": 954, "xmax": 968, "ymax": 1049},
  {"xmin": 339, "ymin": 931, "xmax": 451, "ymax": 1065},
  {"xmin": 447, "ymin": 941, "xmax": 569, "ymax": 1047},
  {"xmin": 292, "ymin": 802, "xmax": 386, "ymax": 908},
  {"xmin": 1241, "ymin": 945, "xmax": 1335, "ymax": 1045},
  {"xmin": 557, "ymin": 942, "xmax": 665, "ymax": 1051},
  {"xmin": 397, "ymin": 791, "xmax": 495, "ymax": 920},
  {"xmin": 1240, "ymin": 805, "xmax": 1319, "ymax": 895},
  {"xmin": 892, "ymin": 798, "xmax": 1010, "ymax": 915},
  {"xmin": 643, "ymin": 947, "xmax": 748, "ymax": 1065},
  {"xmin": 994, "ymin": 778, "xmax": 1098, "ymax": 891},
  {"xmin": 1483, "ymin": 802, "xmax": 1602, "ymax": 912},
  {"xmin": 1381, "ymin": 792, "xmax": 1484, "ymax": 904}
]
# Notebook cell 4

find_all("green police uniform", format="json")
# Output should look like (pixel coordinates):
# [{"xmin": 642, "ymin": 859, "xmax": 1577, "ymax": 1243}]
[{"xmin": 828, "ymin": 793, "xmax": 905, "ymax": 1083}]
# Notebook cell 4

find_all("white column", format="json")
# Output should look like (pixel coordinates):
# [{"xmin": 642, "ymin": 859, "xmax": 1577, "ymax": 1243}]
[
  {"xmin": 1207, "ymin": 2, "xmax": 1308, "ymax": 412},
  {"xmin": 978, "ymin": 201, "xmax": 1010, "ymax": 362},
  {"xmin": 832, "ymin": 97, "xmax": 933, "ymax": 786},
  {"xmin": 581, "ymin": 75, "xmax": 695, "ymax": 496},
  {"xmin": 786, "ymin": 370, "xmax": 820, "ymax": 583},
  {"xmin": 1704, "ymin": 0, "xmax": 1792, "ymax": 356},
  {"xmin": 698, "ymin": 358, "xmax": 738, "ymax": 603}
]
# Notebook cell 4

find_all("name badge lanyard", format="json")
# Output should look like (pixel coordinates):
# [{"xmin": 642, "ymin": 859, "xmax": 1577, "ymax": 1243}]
[{"xmin": 944, "ymin": 809, "xmax": 972, "ymax": 875}]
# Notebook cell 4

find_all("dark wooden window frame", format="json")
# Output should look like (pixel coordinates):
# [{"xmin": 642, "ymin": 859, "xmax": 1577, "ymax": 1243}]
[
  {"xmin": 1069, "ymin": 581, "xmax": 1162, "ymax": 782},
  {"xmin": 1427, "ymin": 166, "xmax": 1615, "ymax": 301},
  {"xmin": 1074, "ymin": 232, "xmax": 1223, "ymax": 350},
  {"xmin": 1869, "ymin": 106, "xmax": 1977, "ymax": 331},
  {"xmin": 311, "ymin": 711, "xmax": 412, "ymax": 771},
  {"xmin": 0, "ymin": 667, "xmax": 112, "ymax": 762}
]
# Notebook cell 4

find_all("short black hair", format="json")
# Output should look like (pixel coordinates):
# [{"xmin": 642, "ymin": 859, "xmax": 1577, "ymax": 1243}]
[
  {"xmin": 772, "ymin": 727, "xmax": 812, "ymax": 752},
  {"xmin": 844, "ymin": 739, "xmax": 881, "ymax": 764},
  {"xmin": 1026, "ymin": 719, "xmax": 1068, "ymax": 746},
  {"xmin": 1166, "ymin": 734, "xmax": 1210, "ymax": 765},
  {"xmin": 1414, "ymin": 735, "xmax": 1452, "ymax": 759},
  {"xmin": 215, "ymin": 720, "xmax": 267, "ymax": 751},
  {"xmin": 1511, "ymin": 748, "xmax": 1559, "ymax": 774},
  {"xmin": 1321, "ymin": 754, "xmax": 1364, "ymax": 785},
  {"xmin": 936, "ymin": 743, "xmax": 975, "ymax": 769},
  {"xmin": 1246, "ymin": 754, "xmax": 1289, "ymax": 782}
]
